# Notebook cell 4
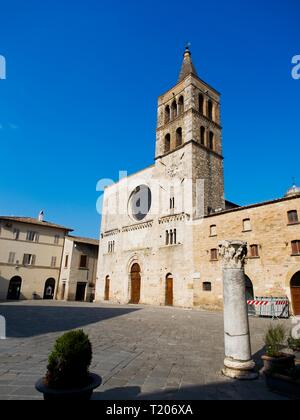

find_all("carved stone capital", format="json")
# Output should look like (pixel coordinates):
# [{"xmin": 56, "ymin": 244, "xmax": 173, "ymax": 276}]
[{"xmin": 218, "ymin": 240, "xmax": 247, "ymax": 269}]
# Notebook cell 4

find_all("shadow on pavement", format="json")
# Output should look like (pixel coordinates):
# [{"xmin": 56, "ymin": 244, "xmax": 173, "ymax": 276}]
[
  {"xmin": 92, "ymin": 379, "xmax": 287, "ymax": 400},
  {"xmin": 0, "ymin": 304, "xmax": 140, "ymax": 338}
]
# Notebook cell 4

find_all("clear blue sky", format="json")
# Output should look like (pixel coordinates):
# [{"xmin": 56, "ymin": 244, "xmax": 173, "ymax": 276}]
[{"xmin": 0, "ymin": 0, "xmax": 299, "ymax": 238}]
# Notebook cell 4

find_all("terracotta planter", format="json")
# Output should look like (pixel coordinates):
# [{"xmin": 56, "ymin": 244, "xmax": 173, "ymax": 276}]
[
  {"xmin": 262, "ymin": 354, "xmax": 295, "ymax": 374},
  {"xmin": 265, "ymin": 372, "xmax": 300, "ymax": 400},
  {"xmin": 35, "ymin": 373, "xmax": 102, "ymax": 401}
]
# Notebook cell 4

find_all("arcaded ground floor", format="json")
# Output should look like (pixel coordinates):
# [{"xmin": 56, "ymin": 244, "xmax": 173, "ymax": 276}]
[{"xmin": 0, "ymin": 301, "xmax": 295, "ymax": 400}]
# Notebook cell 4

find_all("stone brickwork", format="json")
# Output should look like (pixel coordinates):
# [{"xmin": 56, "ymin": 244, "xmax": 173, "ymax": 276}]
[
  {"xmin": 193, "ymin": 196, "xmax": 300, "ymax": 312},
  {"xmin": 95, "ymin": 49, "xmax": 300, "ymax": 313}
]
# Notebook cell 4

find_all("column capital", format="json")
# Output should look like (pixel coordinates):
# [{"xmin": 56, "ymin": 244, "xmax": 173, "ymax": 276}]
[{"xmin": 218, "ymin": 240, "xmax": 247, "ymax": 269}]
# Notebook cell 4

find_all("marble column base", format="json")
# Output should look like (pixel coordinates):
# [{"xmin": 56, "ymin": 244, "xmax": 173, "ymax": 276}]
[{"xmin": 222, "ymin": 357, "xmax": 259, "ymax": 380}]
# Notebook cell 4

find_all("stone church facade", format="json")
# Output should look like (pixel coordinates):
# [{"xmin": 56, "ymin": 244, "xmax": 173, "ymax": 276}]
[{"xmin": 95, "ymin": 48, "xmax": 300, "ymax": 315}]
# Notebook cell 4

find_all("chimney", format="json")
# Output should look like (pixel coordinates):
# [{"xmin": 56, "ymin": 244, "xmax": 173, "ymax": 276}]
[{"xmin": 38, "ymin": 210, "xmax": 44, "ymax": 222}]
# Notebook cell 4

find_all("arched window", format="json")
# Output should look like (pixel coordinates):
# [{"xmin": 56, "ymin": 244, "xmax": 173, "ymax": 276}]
[
  {"xmin": 165, "ymin": 134, "xmax": 171, "ymax": 153},
  {"xmin": 165, "ymin": 105, "xmax": 170, "ymax": 124},
  {"xmin": 170, "ymin": 197, "xmax": 175, "ymax": 210},
  {"xmin": 104, "ymin": 276, "xmax": 110, "ymax": 301},
  {"xmin": 176, "ymin": 128, "xmax": 183, "ymax": 147},
  {"xmin": 166, "ymin": 231, "xmax": 169, "ymax": 246},
  {"xmin": 207, "ymin": 99, "xmax": 213, "ymax": 121},
  {"xmin": 178, "ymin": 96, "xmax": 184, "ymax": 114},
  {"xmin": 174, "ymin": 229, "xmax": 177, "ymax": 244},
  {"xmin": 171, "ymin": 101, "xmax": 177, "ymax": 120},
  {"xmin": 170, "ymin": 230, "xmax": 174, "ymax": 245},
  {"xmin": 199, "ymin": 94, "xmax": 204, "ymax": 114},
  {"xmin": 209, "ymin": 131, "xmax": 214, "ymax": 150},
  {"xmin": 200, "ymin": 126, "xmax": 205, "ymax": 145}
]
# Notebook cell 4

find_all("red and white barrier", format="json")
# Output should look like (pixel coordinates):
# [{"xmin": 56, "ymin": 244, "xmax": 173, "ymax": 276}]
[
  {"xmin": 247, "ymin": 300, "xmax": 268, "ymax": 306},
  {"xmin": 247, "ymin": 300, "xmax": 289, "ymax": 306}
]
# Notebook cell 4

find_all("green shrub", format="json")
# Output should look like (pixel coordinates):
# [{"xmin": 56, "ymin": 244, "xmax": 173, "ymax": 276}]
[
  {"xmin": 46, "ymin": 330, "xmax": 92, "ymax": 389},
  {"xmin": 265, "ymin": 324, "xmax": 286, "ymax": 357},
  {"xmin": 288, "ymin": 335, "xmax": 300, "ymax": 352}
]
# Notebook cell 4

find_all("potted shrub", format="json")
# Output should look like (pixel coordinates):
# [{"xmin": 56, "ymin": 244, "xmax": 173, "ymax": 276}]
[
  {"xmin": 262, "ymin": 325, "xmax": 300, "ymax": 399},
  {"xmin": 35, "ymin": 330, "xmax": 102, "ymax": 400},
  {"xmin": 262, "ymin": 325, "xmax": 295, "ymax": 374},
  {"xmin": 288, "ymin": 336, "xmax": 300, "ymax": 353}
]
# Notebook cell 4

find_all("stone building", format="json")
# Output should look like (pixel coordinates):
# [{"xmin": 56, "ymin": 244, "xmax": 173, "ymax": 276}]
[
  {"xmin": 58, "ymin": 236, "xmax": 99, "ymax": 302},
  {"xmin": 95, "ymin": 48, "xmax": 300, "ymax": 315},
  {"xmin": 0, "ymin": 213, "xmax": 99, "ymax": 302},
  {"xmin": 0, "ymin": 213, "xmax": 72, "ymax": 300}
]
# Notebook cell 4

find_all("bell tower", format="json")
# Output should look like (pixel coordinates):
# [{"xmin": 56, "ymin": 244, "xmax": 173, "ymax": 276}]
[{"xmin": 155, "ymin": 47, "xmax": 225, "ymax": 216}]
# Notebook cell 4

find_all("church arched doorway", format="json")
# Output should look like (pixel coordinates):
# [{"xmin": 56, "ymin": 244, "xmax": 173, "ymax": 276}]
[
  {"xmin": 104, "ymin": 276, "xmax": 110, "ymax": 301},
  {"xmin": 43, "ymin": 278, "xmax": 56, "ymax": 300},
  {"xmin": 291, "ymin": 272, "xmax": 300, "ymax": 315},
  {"xmin": 7, "ymin": 276, "xmax": 22, "ymax": 300},
  {"xmin": 130, "ymin": 264, "xmax": 141, "ymax": 304},
  {"xmin": 165, "ymin": 274, "xmax": 173, "ymax": 306}
]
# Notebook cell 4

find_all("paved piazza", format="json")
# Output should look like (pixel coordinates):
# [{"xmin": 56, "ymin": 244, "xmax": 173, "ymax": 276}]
[{"xmin": 0, "ymin": 301, "xmax": 290, "ymax": 400}]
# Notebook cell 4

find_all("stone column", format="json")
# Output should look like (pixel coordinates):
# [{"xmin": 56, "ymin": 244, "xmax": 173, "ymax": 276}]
[
  {"xmin": 219, "ymin": 240, "xmax": 258, "ymax": 380},
  {"xmin": 0, "ymin": 315, "xmax": 6, "ymax": 340}
]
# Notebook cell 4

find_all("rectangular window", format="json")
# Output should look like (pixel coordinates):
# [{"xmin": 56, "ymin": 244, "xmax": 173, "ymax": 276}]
[
  {"xmin": 203, "ymin": 282, "xmax": 212, "ymax": 292},
  {"xmin": 288, "ymin": 210, "xmax": 299, "ymax": 224},
  {"xmin": 51, "ymin": 256, "xmax": 57, "ymax": 267},
  {"xmin": 210, "ymin": 249, "xmax": 218, "ymax": 261},
  {"xmin": 292, "ymin": 241, "xmax": 300, "ymax": 255},
  {"xmin": 23, "ymin": 254, "xmax": 36, "ymax": 266},
  {"xmin": 64, "ymin": 255, "xmax": 69, "ymax": 268},
  {"xmin": 8, "ymin": 252, "xmax": 16, "ymax": 264},
  {"xmin": 26, "ymin": 231, "xmax": 39, "ymax": 242},
  {"xmin": 243, "ymin": 219, "xmax": 252, "ymax": 232},
  {"xmin": 54, "ymin": 235, "xmax": 60, "ymax": 245},
  {"xmin": 250, "ymin": 245, "xmax": 259, "ymax": 258},
  {"xmin": 79, "ymin": 255, "xmax": 88, "ymax": 269},
  {"xmin": 210, "ymin": 225, "xmax": 217, "ymax": 237},
  {"xmin": 13, "ymin": 229, "xmax": 20, "ymax": 240}
]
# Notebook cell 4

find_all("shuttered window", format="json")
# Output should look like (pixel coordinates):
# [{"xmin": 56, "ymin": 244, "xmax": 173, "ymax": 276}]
[
  {"xmin": 8, "ymin": 252, "xmax": 15, "ymax": 264},
  {"xmin": 210, "ymin": 249, "xmax": 218, "ymax": 261},
  {"xmin": 288, "ymin": 211, "xmax": 299, "ymax": 224},
  {"xmin": 23, "ymin": 254, "xmax": 36, "ymax": 266},
  {"xmin": 250, "ymin": 245, "xmax": 259, "ymax": 258},
  {"xmin": 292, "ymin": 241, "xmax": 300, "ymax": 255}
]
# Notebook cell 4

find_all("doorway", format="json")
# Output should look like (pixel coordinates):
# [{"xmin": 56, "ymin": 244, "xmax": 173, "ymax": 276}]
[
  {"xmin": 130, "ymin": 264, "xmax": 141, "ymax": 304},
  {"xmin": 75, "ymin": 282, "xmax": 87, "ymax": 302},
  {"xmin": 291, "ymin": 272, "xmax": 300, "ymax": 315},
  {"xmin": 165, "ymin": 274, "xmax": 173, "ymax": 306},
  {"xmin": 104, "ymin": 276, "xmax": 110, "ymax": 301},
  {"xmin": 245, "ymin": 276, "xmax": 255, "ymax": 316},
  {"xmin": 7, "ymin": 276, "xmax": 22, "ymax": 300},
  {"xmin": 43, "ymin": 278, "xmax": 56, "ymax": 300}
]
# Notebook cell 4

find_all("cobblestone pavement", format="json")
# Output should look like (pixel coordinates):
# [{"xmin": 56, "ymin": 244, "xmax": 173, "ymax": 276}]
[{"xmin": 0, "ymin": 301, "xmax": 291, "ymax": 400}]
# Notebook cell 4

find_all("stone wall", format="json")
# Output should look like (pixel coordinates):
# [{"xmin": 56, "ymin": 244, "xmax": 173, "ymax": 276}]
[{"xmin": 193, "ymin": 196, "xmax": 300, "ymax": 312}]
